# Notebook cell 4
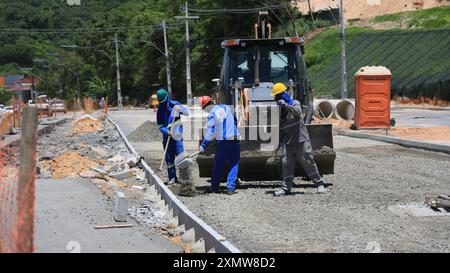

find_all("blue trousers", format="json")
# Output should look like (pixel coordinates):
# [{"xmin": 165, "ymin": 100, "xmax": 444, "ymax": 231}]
[
  {"xmin": 162, "ymin": 135, "xmax": 184, "ymax": 181},
  {"xmin": 211, "ymin": 140, "xmax": 240, "ymax": 192}
]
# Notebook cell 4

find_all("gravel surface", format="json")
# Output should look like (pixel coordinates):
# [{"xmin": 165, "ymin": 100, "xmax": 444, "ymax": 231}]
[
  {"xmin": 127, "ymin": 121, "xmax": 161, "ymax": 142},
  {"xmin": 177, "ymin": 143, "xmax": 450, "ymax": 253},
  {"xmin": 109, "ymin": 110, "xmax": 450, "ymax": 252}
]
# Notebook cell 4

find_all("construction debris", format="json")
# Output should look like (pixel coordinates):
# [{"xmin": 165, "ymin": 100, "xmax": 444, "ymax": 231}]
[
  {"xmin": 426, "ymin": 195, "xmax": 450, "ymax": 210},
  {"xmin": 72, "ymin": 115, "xmax": 103, "ymax": 135},
  {"xmin": 113, "ymin": 191, "xmax": 128, "ymax": 222},
  {"xmin": 40, "ymin": 151, "xmax": 97, "ymax": 179}
]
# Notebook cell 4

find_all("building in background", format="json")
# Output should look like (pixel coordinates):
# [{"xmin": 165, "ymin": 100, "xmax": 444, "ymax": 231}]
[{"xmin": 3, "ymin": 75, "xmax": 40, "ymax": 102}]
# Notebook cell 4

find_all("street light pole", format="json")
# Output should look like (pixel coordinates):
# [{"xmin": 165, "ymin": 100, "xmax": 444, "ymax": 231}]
[
  {"xmin": 162, "ymin": 21, "xmax": 172, "ymax": 97},
  {"xmin": 114, "ymin": 33, "xmax": 123, "ymax": 109},
  {"xmin": 175, "ymin": 3, "xmax": 199, "ymax": 106},
  {"xmin": 339, "ymin": 0, "xmax": 347, "ymax": 99}
]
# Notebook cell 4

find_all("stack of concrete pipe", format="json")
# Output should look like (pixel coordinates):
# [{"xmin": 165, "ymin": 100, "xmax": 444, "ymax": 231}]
[{"xmin": 313, "ymin": 99, "xmax": 355, "ymax": 120}]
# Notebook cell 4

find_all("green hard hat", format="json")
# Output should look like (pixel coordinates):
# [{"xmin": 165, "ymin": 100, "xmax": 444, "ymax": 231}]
[{"xmin": 156, "ymin": 88, "xmax": 168, "ymax": 103}]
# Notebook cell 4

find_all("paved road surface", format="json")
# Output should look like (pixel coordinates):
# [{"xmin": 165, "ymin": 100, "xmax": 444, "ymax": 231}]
[
  {"xmin": 391, "ymin": 108, "xmax": 450, "ymax": 128},
  {"xmin": 34, "ymin": 179, "xmax": 181, "ymax": 253}
]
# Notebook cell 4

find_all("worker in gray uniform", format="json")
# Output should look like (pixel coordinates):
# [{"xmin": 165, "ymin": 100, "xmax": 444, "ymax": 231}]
[{"xmin": 272, "ymin": 82, "xmax": 326, "ymax": 197}]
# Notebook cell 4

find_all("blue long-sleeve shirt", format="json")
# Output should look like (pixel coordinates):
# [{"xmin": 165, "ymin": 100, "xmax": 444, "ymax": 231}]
[
  {"xmin": 157, "ymin": 100, "xmax": 189, "ymax": 136},
  {"xmin": 200, "ymin": 104, "xmax": 239, "ymax": 149}
]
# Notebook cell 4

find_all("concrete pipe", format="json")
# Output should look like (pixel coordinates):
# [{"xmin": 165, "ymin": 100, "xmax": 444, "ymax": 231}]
[
  {"xmin": 335, "ymin": 99, "xmax": 355, "ymax": 121},
  {"xmin": 313, "ymin": 100, "xmax": 335, "ymax": 119}
]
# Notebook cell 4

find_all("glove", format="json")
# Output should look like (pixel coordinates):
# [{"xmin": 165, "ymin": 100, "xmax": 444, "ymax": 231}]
[
  {"xmin": 199, "ymin": 145, "xmax": 205, "ymax": 153},
  {"xmin": 277, "ymin": 100, "xmax": 287, "ymax": 106}
]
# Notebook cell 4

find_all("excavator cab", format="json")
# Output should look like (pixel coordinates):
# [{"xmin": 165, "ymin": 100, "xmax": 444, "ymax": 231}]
[{"xmin": 196, "ymin": 15, "xmax": 335, "ymax": 181}]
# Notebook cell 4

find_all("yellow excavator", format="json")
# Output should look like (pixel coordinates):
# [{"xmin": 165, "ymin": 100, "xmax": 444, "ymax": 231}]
[{"xmin": 196, "ymin": 12, "xmax": 336, "ymax": 180}]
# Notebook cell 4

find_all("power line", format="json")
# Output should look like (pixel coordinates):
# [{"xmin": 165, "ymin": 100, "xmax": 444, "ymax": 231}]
[
  {"xmin": 0, "ymin": 24, "xmax": 181, "ymax": 34},
  {"xmin": 185, "ymin": 3, "xmax": 290, "ymax": 15}
]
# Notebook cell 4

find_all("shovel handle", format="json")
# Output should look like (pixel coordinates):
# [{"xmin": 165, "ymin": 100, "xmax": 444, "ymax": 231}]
[
  {"xmin": 188, "ymin": 151, "xmax": 201, "ymax": 158},
  {"xmin": 159, "ymin": 135, "xmax": 171, "ymax": 171}
]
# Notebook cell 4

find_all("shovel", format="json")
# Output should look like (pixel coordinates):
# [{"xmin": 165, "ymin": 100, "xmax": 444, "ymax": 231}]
[
  {"xmin": 175, "ymin": 151, "xmax": 200, "ymax": 169},
  {"xmin": 159, "ymin": 135, "xmax": 171, "ymax": 171}
]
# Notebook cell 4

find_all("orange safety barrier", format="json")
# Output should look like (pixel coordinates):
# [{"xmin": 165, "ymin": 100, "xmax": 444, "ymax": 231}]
[{"xmin": 0, "ymin": 107, "xmax": 37, "ymax": 253}]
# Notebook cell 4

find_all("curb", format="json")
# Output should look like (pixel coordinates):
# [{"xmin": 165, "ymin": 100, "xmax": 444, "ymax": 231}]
[
  {"xmin": 107, "ymin": 115, "xmax": 241, "ymax": 253},
  {"xmin": 341, "ymin": 130, "xmax": 450, "ymax": 154}
]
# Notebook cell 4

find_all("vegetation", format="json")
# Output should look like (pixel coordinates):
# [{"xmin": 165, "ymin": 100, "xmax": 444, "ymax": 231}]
[
  {"xmin": 304, "ymin": 6, "xmax": 450, "ymax": 99},
  {"xmin": 372, "ymin": 5, "xmax": 450, "ymax": 29},
  {"xmin": 0, "ymin": 0, "xmax": 309, "ymax": 103},
  {"xmin": 305, "ymin": 28, "xmax": 450, "ymax": 99},
  {"xmin": 0, "ymin": 86, "xmax": 13, "ymax": 105}
]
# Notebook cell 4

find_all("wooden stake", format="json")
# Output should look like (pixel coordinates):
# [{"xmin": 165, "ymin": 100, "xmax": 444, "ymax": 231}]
[
  {"xmin": 17, "ymin": 106, "xmax": 38, "ymax": 253},
  {"xmin": 94, "ymin": 224, "xmax": 134, "ymax": 229}
]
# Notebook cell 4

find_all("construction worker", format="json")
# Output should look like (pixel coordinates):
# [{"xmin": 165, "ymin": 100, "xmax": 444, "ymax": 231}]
[
  {"xmin": 198, "ymin": 96, "xmax": 240, "ymax": 195},
  {"xmin": 272, "ymin": 83, "xmax": 326, "ymax": 197},
  {"xmin": 156, "ymin": 88, "xmax": 189, "ymax": 185}
]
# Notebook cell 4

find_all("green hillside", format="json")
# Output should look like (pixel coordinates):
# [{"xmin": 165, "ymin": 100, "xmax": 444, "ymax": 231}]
[{"xmin": 306, "ymin": 6, "xmax": 450, "ymax": 100}]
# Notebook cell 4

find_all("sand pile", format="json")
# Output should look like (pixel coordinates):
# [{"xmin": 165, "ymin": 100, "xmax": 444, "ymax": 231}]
[
  {"xmin": 40, "ymin": 151, "xmax": 97, "ymax": 179},
  {"xmin": 313, "ymin": 117, "xmax": 354, "ymax": 134},
  {"xmin": 73, "ymin": 116, "xmax": 103, "ymax": 135},
  {"xmin": 388, "ymin": 126, "xmax": 450, "ymax": 144}
]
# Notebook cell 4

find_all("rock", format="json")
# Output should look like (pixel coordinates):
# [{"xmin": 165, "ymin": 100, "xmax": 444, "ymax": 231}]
[
  {"xmin": 79, "ymin": 170, "xmax": 98, "ymax": 178},
  {"xmin": 126, "ymin": 157, "xmax": 139, "ymax": 168},
  {"xmin": 131, "ymin": 185, "xmax": 145, "ymax": 191},
  {"xmin": 108, "ymin": 163, "xmax": 121, "ymax": 173},
  {"xmin": 108, "ymin": 154, "xmax": 124, "ymax": 163},
  {"xmin": 39, "ymin": 169, "xmax": 52, "ymax": 179},
  {"xmin": 110, "ymin": 170, "xmax": 133, "ymax": 180}
]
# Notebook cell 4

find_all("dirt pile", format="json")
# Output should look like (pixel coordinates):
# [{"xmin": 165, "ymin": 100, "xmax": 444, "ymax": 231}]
[
  {"xmin": 296, "ymin": 0, "xmax": 448, "ymax": 20},
  {"xmin": 127, "ymin": 121, "xmax": 161, "ymax": 142},
  {"xmin": 388, "ymin": 126, "xmax": 450, "ymax": 143},
  {"xmin": 393, "ymin": 96, "xmax": 450, "ymax": 107},
  {"xmin": 40, "ymin": 151, "xmax": 97, "ymax": 179},
  {"xmin": 313, "ymin": 117, "xmax": 354, "ymax": 134},
  {"xmin": 73, "ymin": 116, "xmax": 103, "ymax": 135}
]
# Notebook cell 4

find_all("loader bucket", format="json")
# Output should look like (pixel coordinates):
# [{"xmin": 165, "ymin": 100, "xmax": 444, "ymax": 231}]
[{"xmin": 196, "ymin": 124, "xmax": 335, "ymax": 181}]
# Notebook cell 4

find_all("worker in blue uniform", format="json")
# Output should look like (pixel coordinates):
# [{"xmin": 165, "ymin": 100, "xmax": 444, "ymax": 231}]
[
  {"xmin": 156, "ymin": 89, "xmax": 189, "ymax": 185},
  {"xmin": 198, "ymin": 96, "xmax": 240, "ymax": 195}
]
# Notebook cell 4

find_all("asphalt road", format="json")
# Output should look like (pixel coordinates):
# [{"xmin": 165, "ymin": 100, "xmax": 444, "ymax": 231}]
[
  {"xmin": 391, "ymin": 107, "xmax": 450, "ymax": 128},
  {"xmin": 34, "ymin": 179, "xmax": 180, "ymax": 253}
]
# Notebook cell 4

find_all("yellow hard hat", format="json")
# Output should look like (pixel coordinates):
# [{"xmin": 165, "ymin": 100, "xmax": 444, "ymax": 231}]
[{"xmin": 272, "ymin": 83, "xmax": 287, "ymax": 96}]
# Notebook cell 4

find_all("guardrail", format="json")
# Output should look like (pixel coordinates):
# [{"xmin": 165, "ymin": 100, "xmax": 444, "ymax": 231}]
[{"xmin": 107, "ymin": 115, "xmax": 241, "ymax": 253}]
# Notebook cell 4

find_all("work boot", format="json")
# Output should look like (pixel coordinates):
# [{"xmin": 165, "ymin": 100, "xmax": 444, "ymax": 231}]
[
  {"xmin": 316, "ymin": 183, "xmax": 326, "ymax": 194},
  {"xmin": 273, "ymin": 189, "xmax": 290, "ymax": 197},
  {"xmin": 166, "ymin": 178, "xmax": 177, "ymax": 185}
]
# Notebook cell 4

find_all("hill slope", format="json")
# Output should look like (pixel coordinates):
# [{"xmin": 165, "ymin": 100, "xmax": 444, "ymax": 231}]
[{"xmin": 305, "ymin": 7, "xmax": 450, "ymax": 100}]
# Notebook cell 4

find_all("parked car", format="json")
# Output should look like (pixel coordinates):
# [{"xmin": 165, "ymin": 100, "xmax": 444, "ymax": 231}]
[{"xmin": 50, "ymin": 99, "xmax": 67, "ymax": 114}]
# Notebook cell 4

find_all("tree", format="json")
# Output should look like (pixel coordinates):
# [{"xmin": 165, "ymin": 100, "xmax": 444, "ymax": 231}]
[{"xmin": 0, "ymin": 86, "xmax": 13, "ymax": 105}]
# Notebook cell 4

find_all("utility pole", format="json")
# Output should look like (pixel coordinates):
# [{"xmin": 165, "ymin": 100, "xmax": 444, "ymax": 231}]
[
  {"xmin": 339, "ymin": 0, "xmax": 347, "ymax": 99},
  {"xmin": 175, "ymin": 2, "xmax": 199, "ymax": 106},
  {"xmin": 162, "ymin": 21, "xmax": 172, "ymax": 97},
  {"xmin": 307, "ymin": 0, "xmax": 315, "ymax": 23},
  {"xmin": 114, "ymin": 33, "xmax": 123, "ymax": 109}
]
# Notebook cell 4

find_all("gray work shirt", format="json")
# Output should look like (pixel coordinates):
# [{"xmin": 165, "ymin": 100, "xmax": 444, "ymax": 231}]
[{"xmin": 278, "ymin": 99, "xmax": 310, "ymax": 144}]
